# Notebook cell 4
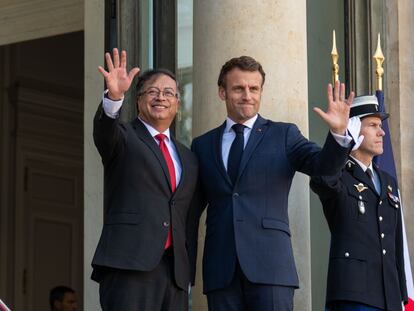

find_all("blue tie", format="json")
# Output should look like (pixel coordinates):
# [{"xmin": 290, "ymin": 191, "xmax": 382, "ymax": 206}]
[
  {"xmin": 227, "ymin": 124, "xmax": 246, "ymax": 184},
  {"xmin": 366, "ymin": 168, "xmax": 380, "ymax": 194}
]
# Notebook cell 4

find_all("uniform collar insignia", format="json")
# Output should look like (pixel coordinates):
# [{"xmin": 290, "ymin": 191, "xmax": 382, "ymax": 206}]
[
  {"xmin": 354, "ymin": 183, "xmax": 368, "ymax": 193},
  {"xmin": 346, "ymin": 159, "xmax": 355, "ymax": 170}
]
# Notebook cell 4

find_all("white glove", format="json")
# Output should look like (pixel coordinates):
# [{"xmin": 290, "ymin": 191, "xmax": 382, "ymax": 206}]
[{"xmin": 347, "ymin": 116, "xmax": 364, "ymax": 151}]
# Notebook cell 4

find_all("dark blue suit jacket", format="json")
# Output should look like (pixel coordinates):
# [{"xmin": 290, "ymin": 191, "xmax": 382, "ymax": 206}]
[{"xmin": 188, "ymin": 115, "xmax": 350, "ymax": 293}]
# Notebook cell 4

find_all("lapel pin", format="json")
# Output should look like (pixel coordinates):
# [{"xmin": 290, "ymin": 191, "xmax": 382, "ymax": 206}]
[
  {"xmin": 257, "ymin": 128, "xmax": 262, "ymax": 132},
  {"xmin": 354, "ymin": 183, "xmax": 368, "ymax": 193},
  {"xmin": 387, "ymin": 185, "xmax": 393, "ymax": 192}
]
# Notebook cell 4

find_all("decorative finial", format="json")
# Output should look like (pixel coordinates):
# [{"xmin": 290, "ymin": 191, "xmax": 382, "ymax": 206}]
[
  {"xmin": 373, "ymin": 33, "xmax": 385, "ymax": 91},
  {"xmin": 331, "ymin": 30, "xmax": 339, "ymax": 85}
]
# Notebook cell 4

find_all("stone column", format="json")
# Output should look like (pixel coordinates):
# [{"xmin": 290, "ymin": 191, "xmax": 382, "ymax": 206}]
[
  {"xmin": 192, "ymin": 1, "xmax": 310, "ymax": 310},
  {"xmin": 397, "ymin": 0, "xmax": 414, "ymax": 270},
  {"xmin": 384, "ymin": 0, "xmax": 414, "ymax": 275},
  {"xmin": 84, "ymin": 0, "xmax": 104, "ymax": 310}
]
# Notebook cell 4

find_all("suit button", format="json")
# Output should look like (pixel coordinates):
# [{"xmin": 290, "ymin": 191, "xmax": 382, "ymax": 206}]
[
  {"xmin": 344, "ymin": 252, "xmax": 350, "ymax": 257},
  {"xmin": 379, "ymin": 200, "xmax": 382, "ymax": 205},
  {"xmin": 163, "ymin": 221, "xmax": 170, "ymax": 227},
  {"xmin": 379, "ymin": 216, "xmax": 383, "ymax": 222},
  {"xmin": 233, "ymin": 193, "xmax": 239, "ymax": 197},
  {"xmin": 170, "ymin": 200, "xmax": 175, "ymax": 206},
  {"xmin": 381, "ymin": 233, "xmax": 385, "ymax": 239},
  {"xmin": 383, "ymin": 249, "xmax": 387, "ymax": 255}
]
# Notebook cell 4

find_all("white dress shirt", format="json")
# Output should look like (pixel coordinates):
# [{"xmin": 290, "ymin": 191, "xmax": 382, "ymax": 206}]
[
  {"xmin": 222, "ymin": 115, "xmax": 257, "ymax": 171},
  {"xmin": 102, "ymin": 91, "xmax": 182, "ymax": 185}
]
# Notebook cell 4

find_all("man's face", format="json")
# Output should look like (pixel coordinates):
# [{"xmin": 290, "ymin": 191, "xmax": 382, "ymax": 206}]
[
  {"xmin": 356, "ymin": 116, "xmax": 385, "ymax": 159},
  {"xmin": 219, "ymin": 68, "xmax": 263, "ymax": 123},
  {"xmin": 137, "ymin": 74, "xmax": 179, "ymax": 131},
  {"xmin": 57, "ymin": 292, "xmax": 77, "ymax": 311}
]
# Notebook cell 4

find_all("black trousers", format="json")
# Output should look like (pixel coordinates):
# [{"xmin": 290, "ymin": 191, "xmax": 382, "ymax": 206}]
[
  {"xmin": 207, "ymin": 261, "xmax": 295, "ymax": 311},
  {"xmin": 96, "ymin": 250, "xmax": 188, "ymax": 311}
]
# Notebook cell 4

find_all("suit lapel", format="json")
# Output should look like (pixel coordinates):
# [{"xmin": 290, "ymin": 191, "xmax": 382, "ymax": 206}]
[
  {"xmin": 171, "ymin": 136, "xmax": 185, "ymax": 194},
  {"xmin": 131, "ymin": 119, "xmax": 173, "ymax": 192},
  {"xmin": 237, "ymin": 115, "xmax": 268, "ymax": 182},
  {"xmin": 214, "ymin": 122, "xmax": 233, "ymax": 187}
]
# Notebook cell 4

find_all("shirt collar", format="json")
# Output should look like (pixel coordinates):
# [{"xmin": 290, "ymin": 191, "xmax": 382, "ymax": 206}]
[
  {"xmin": 225, "ymin": 114, "xmax": 258, "ymax": 133},
  {"xmin": 138, "ymin": 117, "xmax": 171, "ymax": 141},
  {"xmin": 350, "ymin": 155, "xmax": 373, "ymax": 173}
]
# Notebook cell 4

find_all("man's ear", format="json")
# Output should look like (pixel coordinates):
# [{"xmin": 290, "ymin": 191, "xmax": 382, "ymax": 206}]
[{"xmin": 218, "ymin": 86, "xmax": 226, "ymax": 101}]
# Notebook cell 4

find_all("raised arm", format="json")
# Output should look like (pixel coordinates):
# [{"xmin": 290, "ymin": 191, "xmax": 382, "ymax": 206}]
[{"xmin": 93, "ymin": 48, "xmax": 140, "ymax": 162}]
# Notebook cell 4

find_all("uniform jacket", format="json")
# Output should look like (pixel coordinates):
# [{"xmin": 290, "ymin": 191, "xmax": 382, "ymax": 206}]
[
  {"xmin": 91, "ymin": 105, "xmax": 199, "ymax": 290},
  {"xmin": 187, "ymin": 115, "xmax": 350, "ymax": 293},
  {"xmin": 310, "ymin": 158, "xmax": 408, "ymax": 310}
]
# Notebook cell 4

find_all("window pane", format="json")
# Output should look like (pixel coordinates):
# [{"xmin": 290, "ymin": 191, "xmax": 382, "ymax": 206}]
[
  {"xmin": 176, "ymin": 0, "xmax": 193, "ymax": 147},
  {"xmin": 139, "ymin": 0, "xmax": 153, "ymax": 70}
]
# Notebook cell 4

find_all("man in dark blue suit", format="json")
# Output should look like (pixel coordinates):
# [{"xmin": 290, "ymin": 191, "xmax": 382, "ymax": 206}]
[{"xmin": 187, "ymin": 56, "xmax": 355, "ymax": 310}]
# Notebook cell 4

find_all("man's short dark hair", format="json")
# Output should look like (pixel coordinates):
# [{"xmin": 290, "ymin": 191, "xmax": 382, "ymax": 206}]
[
  {"xmin": 136, "ymin": 68, "xmax": 179, "ymax": 97},
  {"xmin": 49, "ymin": 286, "xmax": 75, "ymax": 310},
  {"xmin": 217, "ymin": 56, "xmax": 266, "ymax": 88}
]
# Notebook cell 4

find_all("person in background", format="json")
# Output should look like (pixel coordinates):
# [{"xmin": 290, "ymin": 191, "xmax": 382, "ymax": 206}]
[
  {"xmin": 49, "ymin": 286, "xmax": 77, "ymax": 311},
  {"xmin": 310, "ymin": 95, "xmax": 408, "ymax": 311}
]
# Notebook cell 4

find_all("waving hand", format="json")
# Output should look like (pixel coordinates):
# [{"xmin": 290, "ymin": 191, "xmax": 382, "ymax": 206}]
[
  {"xmin": 313, "ymin": 80, "xmax": 355, "ymax": 135},
  {"xmin": 98, "ymin": 48, "xmax": 140, "ymax": 100}
]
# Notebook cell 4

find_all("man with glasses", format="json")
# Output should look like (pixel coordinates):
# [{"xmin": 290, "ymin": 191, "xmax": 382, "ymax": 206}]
[{"xmin": 91, "ymin": 48, "xmax": 199, "ymax": 311}]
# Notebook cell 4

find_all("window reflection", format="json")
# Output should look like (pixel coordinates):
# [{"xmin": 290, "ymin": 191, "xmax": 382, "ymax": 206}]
[{"xmin": 176, "ymin": 0, "xmax": 193, "ymax": 147}]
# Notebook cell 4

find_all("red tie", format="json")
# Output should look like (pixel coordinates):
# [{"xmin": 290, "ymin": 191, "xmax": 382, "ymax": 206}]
[{"xmin": 155, "ymin": 134, "xmax": 176, "ymax": 249}]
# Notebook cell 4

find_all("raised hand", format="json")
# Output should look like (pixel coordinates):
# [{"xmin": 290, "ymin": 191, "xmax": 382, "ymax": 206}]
[
  {"xmin": 98, "ymin": 48, "xmax": 140, "ymax": 100},
  {"xmin": 313, "ymin": 80, "xmax": 355, "ymax": 135}
]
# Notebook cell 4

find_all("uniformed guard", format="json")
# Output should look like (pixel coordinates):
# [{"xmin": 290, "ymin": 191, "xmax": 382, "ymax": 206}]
[{"xmin": 310, "ymin": 95, "xmax": 408, "ymax": 311}]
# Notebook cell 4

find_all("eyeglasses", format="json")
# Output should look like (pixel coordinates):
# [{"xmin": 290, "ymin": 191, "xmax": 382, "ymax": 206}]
[{"xmin": 140, "ymin": 87, "xmax": 178, "ymax": 99}]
